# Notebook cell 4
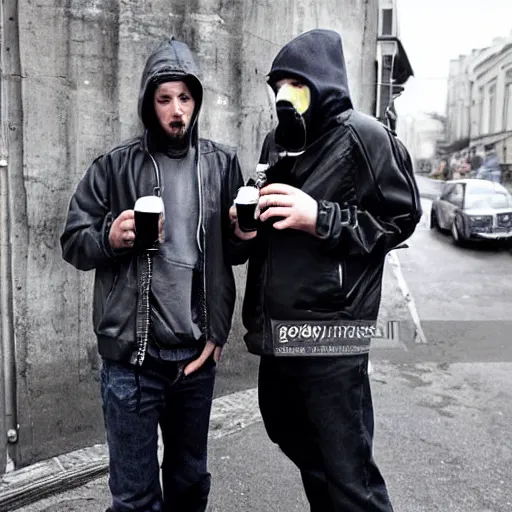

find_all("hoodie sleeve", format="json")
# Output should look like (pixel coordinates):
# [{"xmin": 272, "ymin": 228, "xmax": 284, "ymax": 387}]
[
  {"xmin": 315, "ymin": 121, "xmax": 422, "ymax": 256},
  {"xmin": 60, "ymin": 155, "xmax": 127, "ymax": 271}
]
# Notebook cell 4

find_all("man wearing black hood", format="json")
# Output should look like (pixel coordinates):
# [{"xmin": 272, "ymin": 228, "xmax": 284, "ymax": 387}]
[
  {"xmin": 231, "ymin": 29, "xmax": 421, "ymax": 511},
  {"xmin": 61, "ymin": 38, "xmax": 247, "ymax": 512}
]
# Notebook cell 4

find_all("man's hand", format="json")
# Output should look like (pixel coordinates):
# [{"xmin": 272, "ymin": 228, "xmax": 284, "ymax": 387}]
[
  {"xmin": 184, "ymin": 340, "xmax": 222, "ymax": 376},
  {"xmin": 258, "ymin": 183, "xmax": 318, "ymax": 235},
  {"xmin": 109, "ymin": 210, "xmax": 136, "ymax": 249},
  {"xmin": 229, "ymin": 205, "xmax": 258, "ymax": 240}
]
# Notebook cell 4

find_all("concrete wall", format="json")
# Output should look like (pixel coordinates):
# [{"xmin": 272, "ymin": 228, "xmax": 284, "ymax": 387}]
[{"xmin": 1, "ymin": 0, "xmax": 378, "ymax": 468}]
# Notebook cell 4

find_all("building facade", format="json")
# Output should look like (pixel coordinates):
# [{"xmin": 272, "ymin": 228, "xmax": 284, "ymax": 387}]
[{"xmin": 445, "ymin": 33, "xmax": 512, "ymax": 167}]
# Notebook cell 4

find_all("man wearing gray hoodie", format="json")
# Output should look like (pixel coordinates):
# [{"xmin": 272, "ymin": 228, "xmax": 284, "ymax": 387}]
[{"xmin": 61, "ymin": 38, "xmax": 246, "ymax": 512}]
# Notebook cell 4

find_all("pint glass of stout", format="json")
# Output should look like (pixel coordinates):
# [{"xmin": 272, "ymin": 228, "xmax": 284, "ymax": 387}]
[
  {"xmin": 234, "ymin": 186, "xmax": 259, "ymax": 232},
  {"xmin": 134, "ymin": 196, "xmax": 164, "ymax": 252}
]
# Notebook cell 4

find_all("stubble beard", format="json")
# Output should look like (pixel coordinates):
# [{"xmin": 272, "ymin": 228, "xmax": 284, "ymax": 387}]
[
  {"xmin": 165, "ymin": 122, "xmax": 190, "ymax": 148},
  {"xmin": 168, "ymin": 121, "xmax": 186, "ymax": 140}
]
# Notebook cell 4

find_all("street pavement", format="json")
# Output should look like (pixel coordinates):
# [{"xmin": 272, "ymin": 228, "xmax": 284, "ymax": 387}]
[{"xmin": 6, "ymin": 175, "xmax": 512, "ymax": 511}]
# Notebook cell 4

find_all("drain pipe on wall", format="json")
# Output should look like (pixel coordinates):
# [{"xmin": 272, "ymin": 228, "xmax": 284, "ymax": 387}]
[
  {"xmin": 0, "ymin": 0, "xmax": 18, "ymax": 446},
  {"xmin": 0, "ymin": 158, "xmax": 17, "ymax": 445}
]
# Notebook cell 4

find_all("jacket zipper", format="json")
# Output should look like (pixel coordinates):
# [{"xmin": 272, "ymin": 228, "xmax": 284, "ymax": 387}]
[
  {"xmin": 196, "ymin": 144, "xmax": 209, "ymax": 339},
  {"xmin": 135, "ymin": 138, "xmax": 162, "ymax": 365},
  {"xmin": 338, "ymin": 263, "xmax": 343, "ymax": 288}
]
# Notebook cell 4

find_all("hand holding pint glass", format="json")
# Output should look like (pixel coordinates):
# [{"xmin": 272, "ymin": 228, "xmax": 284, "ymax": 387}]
[
  {"xmin": 234, "ymin": 186, "xmax": 259, "ymax": 232},
  {"xmin": 134, "ymin": 196, "xmax": 164, "ymax": 252}
]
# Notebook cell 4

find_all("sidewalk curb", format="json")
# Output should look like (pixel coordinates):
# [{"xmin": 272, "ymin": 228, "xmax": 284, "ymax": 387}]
[
  {"xmin": 0, "ymin": 388, "xmax": 261, "ymax": 511},
  {"xmin": 388, "ymin": 251, "xmax": 428, "ymax": 345}
]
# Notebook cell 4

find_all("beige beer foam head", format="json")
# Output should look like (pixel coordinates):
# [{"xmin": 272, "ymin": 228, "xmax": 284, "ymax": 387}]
[
  {"xmin": 235, "ymin": 186, "xmax": 259, "ymax": 205},
  {"xmin": 134, "ymin": 196, "xmax": 164, "ymax": 214}
]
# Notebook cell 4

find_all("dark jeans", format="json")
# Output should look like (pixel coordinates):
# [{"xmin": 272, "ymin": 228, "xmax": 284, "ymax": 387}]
[
  {"xmin": 258, "ymin": 354, "xmax": 394, "ymax": 512},
  {"xmin": 100, "ymin": 354, "xmax": 216, "ymax": 512}
]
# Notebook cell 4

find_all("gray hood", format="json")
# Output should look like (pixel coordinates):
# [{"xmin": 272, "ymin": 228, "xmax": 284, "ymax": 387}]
[{"xmin": 138, "ymin": 37, "xmax": 203, "ymax": 144}]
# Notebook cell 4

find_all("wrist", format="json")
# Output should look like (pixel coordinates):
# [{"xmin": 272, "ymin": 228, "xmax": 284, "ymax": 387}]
[{"xmin": 308, "ymin": 201, "xmax": 320, "ymax": 237}]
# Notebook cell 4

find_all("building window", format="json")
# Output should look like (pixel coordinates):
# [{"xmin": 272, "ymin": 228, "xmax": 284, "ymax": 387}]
[
  {"xmin": 488, "ymin": 82, "xmax": 496, "ymax": 134},
  {"xmin": 478, "ymin": 86, "xmax": 484, "ymax": 135},
  {"xmin": 377, "ymin": 54, "xmax": 394, "ymax": 122},
  {"xmin": 505, "ymin": 83, "xmax": 512, "ymax": 131},
  {"xmin": 381, "ymin": 9, "xmax": 393, "ymax": 36},
  {"xmin": 504, "ymin": 70, "xmax": 512, "ymax": 132}
]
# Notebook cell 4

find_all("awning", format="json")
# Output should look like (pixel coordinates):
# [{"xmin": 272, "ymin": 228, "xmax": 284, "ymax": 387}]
[
  {"xmin": 436, "ymin": 137, "xmax": 470, "ymax": 155},
  {"xmin": 378, "ymin": 36, "xmax": 414, "ymax": 85}
]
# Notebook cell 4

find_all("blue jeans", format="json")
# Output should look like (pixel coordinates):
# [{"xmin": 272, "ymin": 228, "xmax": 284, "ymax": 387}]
[
  {"xmin": 258, "ymin": 355, "xmax": 394, "ymax": 512},
  {"xmin": 100, "ymin": 354, "xmax": 216, "ymax": 512}
]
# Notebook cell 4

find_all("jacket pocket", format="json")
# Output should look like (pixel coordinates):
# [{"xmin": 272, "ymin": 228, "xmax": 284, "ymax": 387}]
[
  {"xmin": 293, "ymin": 260, "xmax": 346, "ymax": 313},
  {"xmin": 94, "ymin": 260, "xmax": 138, "ymax": 341},
  {"xmin": 265, "ymin": 233, "xmax": 347, "ymax": 318}
]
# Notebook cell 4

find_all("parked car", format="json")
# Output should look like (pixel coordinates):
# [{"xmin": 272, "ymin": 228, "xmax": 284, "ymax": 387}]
[{"xmin": 430, "ymin": 179, "xmax": 512, "ymax": 245}]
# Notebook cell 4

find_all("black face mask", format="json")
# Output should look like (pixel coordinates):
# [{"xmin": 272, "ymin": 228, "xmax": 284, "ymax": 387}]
[{"xmin": 274, "ymin": 100, "xmax": 307, "ymax": 153}]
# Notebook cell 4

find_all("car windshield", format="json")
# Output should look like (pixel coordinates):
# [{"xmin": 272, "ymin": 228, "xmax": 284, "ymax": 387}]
[{"xmin": 465, "ymin": 192, "xmax": 512, "ymax": 210}]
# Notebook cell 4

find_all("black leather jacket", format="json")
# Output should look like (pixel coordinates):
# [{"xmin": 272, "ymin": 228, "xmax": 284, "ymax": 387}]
[
  {"xmin": 236, "ymin": 29, "xmax": 421, "ymax": 357},
  {"xmin": 61, "ymin": 38, "xmax": 246, "ymax": 364},
  {"xmin": 60, "ymin": 134, "xmax": 244, "ymax": 363},
  {"xmin": 239, "ymin": 110, "xmax": 422, "ymax": 356}
]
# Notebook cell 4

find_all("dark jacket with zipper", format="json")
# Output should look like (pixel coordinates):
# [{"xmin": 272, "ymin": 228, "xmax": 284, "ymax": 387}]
[
  {"xmin": 60, "ymin": 38, "xmax": 245, "ymax": 364},
  {"xmin": 237, "ymin": 29, "xmax": 422, "ymax": 356}
]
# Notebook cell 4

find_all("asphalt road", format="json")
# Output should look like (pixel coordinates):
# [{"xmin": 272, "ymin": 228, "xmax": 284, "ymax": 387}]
[
  {"xmin": 398, "ymin": 193, "xmax": 512, "ymax": 363},
  {"xmin": 13, "ymin": 179, "xmax": 512, "ymax": 512}
]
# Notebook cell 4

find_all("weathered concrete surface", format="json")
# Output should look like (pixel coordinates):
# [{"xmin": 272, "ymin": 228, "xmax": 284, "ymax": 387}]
[{"xmin": 1, "ymin": 0, "xmax": 378, "ymax": 469}]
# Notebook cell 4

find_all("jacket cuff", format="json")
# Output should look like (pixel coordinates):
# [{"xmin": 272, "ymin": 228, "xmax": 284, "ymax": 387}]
[
  {"xmin": 101, "ymin": 213, "xmax": 132, "ymax": 260},
  {"xmin": 101, "ymin": 213, "xmax": 116, "ymax": 259},
  {"xmin": 316, "ymin": 200, "xmax": 338, "ymax": 240},
  {"xmin": 315, "ymin": 200, "xmax": 360, "ymax": 250}
]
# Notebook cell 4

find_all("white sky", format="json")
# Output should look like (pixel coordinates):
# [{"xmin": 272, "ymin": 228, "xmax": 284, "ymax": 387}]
[{"xmin": 394, "ymin": 0, "xmax": 512, "ymax": 118}]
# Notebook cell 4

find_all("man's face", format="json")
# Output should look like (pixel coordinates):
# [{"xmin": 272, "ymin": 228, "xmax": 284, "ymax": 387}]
[
  {"xmin": 153, "ymin": 81, "xmax": 195, "ymax": 140},
  {"xmin": 272, "ymin": 77, "xmax": 312, "ymax": 152},
  {"xmin": 275, "ymin": 78, "xmax": 311, "ymax": 115}
]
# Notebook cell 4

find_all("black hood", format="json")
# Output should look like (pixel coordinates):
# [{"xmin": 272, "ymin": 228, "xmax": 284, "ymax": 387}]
[
  {"xmin": 267, "ymin": 29, "xmax": 353, "ymax": 145},
  {"xmin": 138, "ymin": 37, "xmax": 203, "ymax": 145}
]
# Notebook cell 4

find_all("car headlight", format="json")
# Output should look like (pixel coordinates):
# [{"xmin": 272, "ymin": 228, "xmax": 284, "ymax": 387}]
[{"xmin": 468, "ymin": 215, "xmax": 493, "ymax": 230}]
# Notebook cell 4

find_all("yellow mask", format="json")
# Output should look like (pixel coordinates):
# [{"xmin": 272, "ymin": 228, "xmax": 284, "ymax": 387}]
[{"xmin": 276, "ymin": 83, "xmax": 311, "ymax": 115}]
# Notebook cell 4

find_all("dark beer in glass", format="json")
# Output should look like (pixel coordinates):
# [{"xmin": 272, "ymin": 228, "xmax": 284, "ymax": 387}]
[{"xmin": 134, "ymin": 196, "xmax": 164, "ymax": 252}]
